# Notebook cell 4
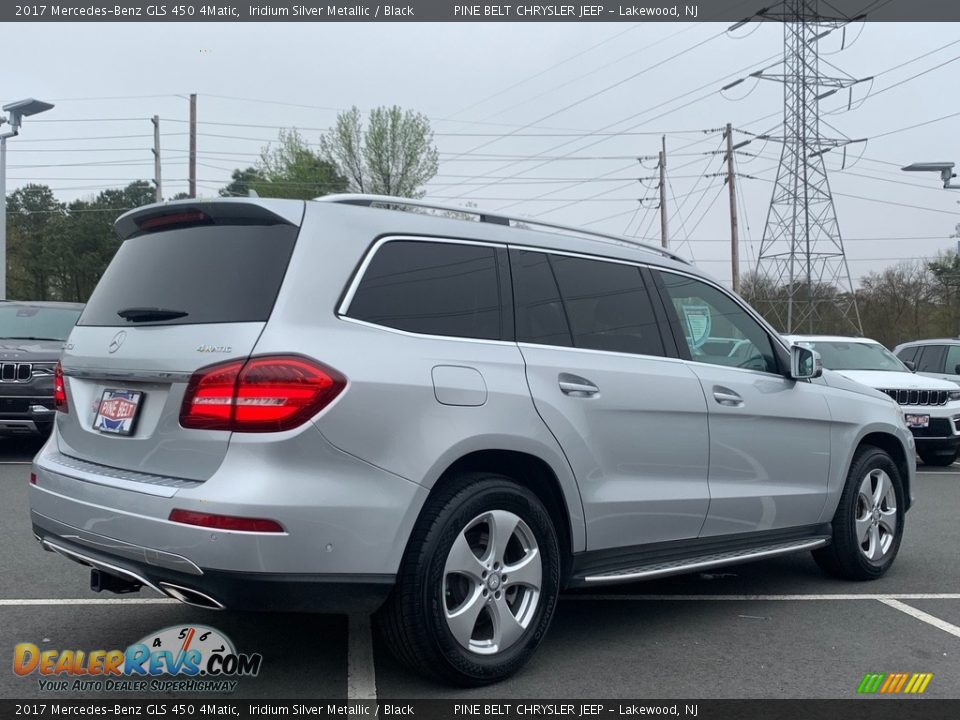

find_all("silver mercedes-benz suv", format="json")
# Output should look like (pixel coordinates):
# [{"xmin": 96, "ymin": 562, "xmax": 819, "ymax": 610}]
[{"xmin": 30, "ymin": 195, "xmax": 915, "ymax": 685}]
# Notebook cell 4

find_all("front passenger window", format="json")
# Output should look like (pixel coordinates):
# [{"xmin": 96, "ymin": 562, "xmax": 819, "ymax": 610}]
[{"xmin": 659, "ymin": 271, "xmax": 777, "ymax": 374}]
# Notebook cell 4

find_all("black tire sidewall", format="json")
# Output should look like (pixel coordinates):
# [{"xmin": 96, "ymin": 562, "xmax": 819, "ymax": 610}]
[
  {"xmin": 836, "ymin": 448, "xmax": 905, "ymax": 578},
  {"xmin": 418, "ymin": 478, "xmax": 560, "ymax": 683}
]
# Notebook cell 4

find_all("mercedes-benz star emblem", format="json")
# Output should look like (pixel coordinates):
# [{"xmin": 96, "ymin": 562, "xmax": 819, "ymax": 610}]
[{"xmin": 108, "ymin": 331, "xmax": 127, "ymax": 354}]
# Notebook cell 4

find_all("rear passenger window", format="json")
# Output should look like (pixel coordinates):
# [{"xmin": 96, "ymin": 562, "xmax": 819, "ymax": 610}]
[
  {"xmin": 946, "ymin": 346, "xmax": 960, "ymax": 375},
  {"xmin": 347, "ymin": 240, "xmax": 502, "ymax": 340},
  {"xmin": 511, "ymin": 251, "xmax": 572, "ymax": 347},
  {"xmin": 917, "ymin": 345, "xmax": 946, "ymax": 373},
  {"xmin": 549, "ymin": 254, "xmax": 664, "ymax": 356}
]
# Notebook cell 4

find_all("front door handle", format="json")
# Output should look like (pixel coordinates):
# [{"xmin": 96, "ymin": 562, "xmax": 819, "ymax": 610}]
[
  {"xmin": 712, "ymin": 386, "xmax": 743, "ymax": 407},
  {"xmin": 559, "ymin": 373, "xmax": 599, "ymax": 397}
]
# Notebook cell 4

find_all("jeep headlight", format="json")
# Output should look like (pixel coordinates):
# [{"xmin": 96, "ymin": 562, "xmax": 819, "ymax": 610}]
[{"xmin": 949, "ymin": 390, "xmax": 960, "ymax": 402}]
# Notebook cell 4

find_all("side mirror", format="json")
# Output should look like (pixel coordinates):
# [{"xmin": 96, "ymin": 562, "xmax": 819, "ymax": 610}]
[
  {"xmin": 953, "ymin": 363, "xmax": 960, "ymax": 375},
  {"xmin": 790, "ymin": 345, "xmax": 822, "ymax": 380},
  {"xmin": 904, "ymin": 360, "xmax": 917, "ymax": 372}
]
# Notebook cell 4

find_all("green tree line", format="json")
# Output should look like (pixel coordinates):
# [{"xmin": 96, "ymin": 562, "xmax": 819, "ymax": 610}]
[{"xmin": 3, "ymin": 104, "xmax": 440, "ymax": 302}]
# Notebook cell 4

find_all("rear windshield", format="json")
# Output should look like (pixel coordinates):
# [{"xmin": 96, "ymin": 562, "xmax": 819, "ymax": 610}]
[
  {"xmin": 0, "ymin": 305, "xmax": 82, "ymax": 341},
  {"xmin": 79, "ymin": 224, "xmax": 298, "ymax": 327}
]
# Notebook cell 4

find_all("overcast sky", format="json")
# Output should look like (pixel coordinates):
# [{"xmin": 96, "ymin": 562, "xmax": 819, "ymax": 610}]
[{"xmin": 6, "ymin": 20, "xmax": 960, "ymax": 287}]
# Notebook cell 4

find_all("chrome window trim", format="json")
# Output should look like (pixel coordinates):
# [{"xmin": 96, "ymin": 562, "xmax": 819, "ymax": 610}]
[{"xmin": 338, "ymin": 235, "xmax": 788, "ymax": 376}]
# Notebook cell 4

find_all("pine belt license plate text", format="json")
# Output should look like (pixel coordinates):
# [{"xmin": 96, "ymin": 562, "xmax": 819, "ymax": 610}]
[
  {"xmin": 94, "ymin": 389, "xmax": 143, "ymax": 435},
  {"xmin": 905, "ymin": 413, "xmax": 930, "ymax": 429}
]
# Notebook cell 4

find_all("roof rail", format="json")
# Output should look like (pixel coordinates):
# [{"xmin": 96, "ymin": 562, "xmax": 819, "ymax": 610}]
[{"xmin": 314, "ymin": 193, "xmax": 688, "ymax": 264}]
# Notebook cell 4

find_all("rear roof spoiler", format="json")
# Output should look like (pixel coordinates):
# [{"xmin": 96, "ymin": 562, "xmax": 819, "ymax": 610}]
[{"xmin": 114, "ymin": 198, "xmax": 304, "ymax": 240}]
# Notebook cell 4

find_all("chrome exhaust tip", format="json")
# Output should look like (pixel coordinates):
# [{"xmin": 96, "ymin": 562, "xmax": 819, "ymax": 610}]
[{"xmin": 159, "ymin": 582, "xmax": 225, "ymax": 611}]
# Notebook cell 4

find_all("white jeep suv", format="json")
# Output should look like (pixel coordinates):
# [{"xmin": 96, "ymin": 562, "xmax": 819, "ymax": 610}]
[{"xmin": 788, "ymin": 335, "xmax": 960, "ymax": 466}]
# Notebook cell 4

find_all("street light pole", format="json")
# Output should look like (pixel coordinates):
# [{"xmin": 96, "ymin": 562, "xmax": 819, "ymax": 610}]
[{"xmin": 0, "ymin": 98, "xmax": 54, "ymax": 300}]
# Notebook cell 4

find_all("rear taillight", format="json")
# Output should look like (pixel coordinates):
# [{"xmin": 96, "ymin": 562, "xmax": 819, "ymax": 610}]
[
  {"xmin": 180, "ymin": 355, "xmax": 346, "ymax": 432},
  {"xmin": 168, "ymin": 509, "xmax": 284, "ymax": 533},
  {"xmin": 54, "ymin": 362, "xmax": 68, "ymax": 413}
]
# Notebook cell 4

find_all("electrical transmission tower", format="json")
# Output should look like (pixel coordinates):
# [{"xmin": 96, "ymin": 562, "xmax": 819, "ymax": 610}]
[{"xmin": 752, "ymin": 0, "xmax": 866, "ymax": 335}]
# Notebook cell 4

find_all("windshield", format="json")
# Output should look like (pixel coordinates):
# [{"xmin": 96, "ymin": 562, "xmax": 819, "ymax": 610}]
[
  {"xmin": 0, "ymin": 305, "xmax": 82, "ymax": 342},
  {"xmin": 799, "ymin": 340, "xmax": 907, "ymax": 372}
]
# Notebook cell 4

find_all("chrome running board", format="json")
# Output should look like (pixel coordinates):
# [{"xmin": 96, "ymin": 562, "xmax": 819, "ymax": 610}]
[{"xmin": 582, "ymin": 537, "xmax": 829, "ymax": 585}]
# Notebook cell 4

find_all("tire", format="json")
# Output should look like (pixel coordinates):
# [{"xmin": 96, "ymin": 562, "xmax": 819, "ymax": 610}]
[
  {"xmin": 918, "ymin": 449, "xmax": 957, "ymax": 467},
  {"xmin": 376, "ymin": 472, "xmax": 561, "ymax": 686},
  {"xmin": 813, "ymin": 445, "xmax": 905, "ymax": 581}
]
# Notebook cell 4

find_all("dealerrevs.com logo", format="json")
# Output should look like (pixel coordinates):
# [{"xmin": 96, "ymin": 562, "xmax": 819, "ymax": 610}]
[{"xmin": 13, "ymin": 625, "xmax": 262, "ymax": 693}]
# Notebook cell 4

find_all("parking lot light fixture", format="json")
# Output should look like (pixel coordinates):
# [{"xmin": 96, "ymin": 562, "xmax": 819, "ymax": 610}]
[
  {"xmin": 902, "ymin": 161, "xmax": 960, "ymax": 190},
  {"xmin": 0, "ymin": 98, "xmax": 55, "ymax": 300}
]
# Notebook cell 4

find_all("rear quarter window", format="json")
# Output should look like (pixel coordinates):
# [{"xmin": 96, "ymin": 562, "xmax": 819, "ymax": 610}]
[{"xmin": 346, "ymin": 240, "xmax": 503, "ymax": 341}]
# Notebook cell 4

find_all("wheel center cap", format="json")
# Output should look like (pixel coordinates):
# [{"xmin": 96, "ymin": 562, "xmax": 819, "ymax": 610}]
[{"xmin": 487, "ymin": 573, "xmax": 502, "ymax": 591}]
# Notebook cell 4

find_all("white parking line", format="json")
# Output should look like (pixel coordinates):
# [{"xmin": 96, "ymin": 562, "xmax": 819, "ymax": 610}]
[
  {"xmin": 347, "ymin": 614, "xmax": 377, "ymax": 702},
  {"xmin": 878, "ymin": 598, "xmax": 960, "ymax": 639},
  {"xmin": 565, "ymin": 593, "xmax": 960, "ymax": 601}
]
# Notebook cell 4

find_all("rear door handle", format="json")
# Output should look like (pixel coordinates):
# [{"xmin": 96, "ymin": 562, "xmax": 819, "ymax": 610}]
[
  {"xmin": 559, "ymin": 373, "xmax": 599, "ymax": 397},
  {"xmin": 712, "ymin": 386, "xmax": 743, "ymax": 407}
]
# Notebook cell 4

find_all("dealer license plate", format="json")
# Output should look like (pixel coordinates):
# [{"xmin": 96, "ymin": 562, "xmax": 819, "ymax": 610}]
[
  {"xmin": 904, "ymin": 413, "xmax": 930, "ymax": 429},
  {"xmin": 93, "ymin": 389, "xmax": 144, "ymax": 435}
]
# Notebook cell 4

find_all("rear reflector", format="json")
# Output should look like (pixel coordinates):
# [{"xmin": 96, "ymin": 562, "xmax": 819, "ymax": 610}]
[
  {"xmin": 30, "ymin": 473, "xmax": 37, "ymax": 485},
  {"xmin": 54, "ymin": 362, "xmax": 68, "ymax": 413},
  {"xmin": 168, "ymin": 509, "xmax": 284, "ymax": 533},
  {"xmin": 180, "ymin": 355, "xmax": 346, "ymax": 432}
]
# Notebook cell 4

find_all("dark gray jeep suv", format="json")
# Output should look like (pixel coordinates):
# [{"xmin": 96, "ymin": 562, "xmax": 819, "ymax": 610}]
[{"xmin": 0, "ymin": 301, "xmax": 83, "ymax": 436}]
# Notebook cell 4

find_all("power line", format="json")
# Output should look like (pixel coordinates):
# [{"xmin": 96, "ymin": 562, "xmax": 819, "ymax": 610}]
[
  {"xmin": 441, "ymin": 25, "xmax": 640, "ymax": 120},
  {"xmin": 441, "ymin": 50, "xmax": 783, "ymax": 204},
  {"xmin": 440, "ymin": 26, "xmax": 731, "ymax": 175}
]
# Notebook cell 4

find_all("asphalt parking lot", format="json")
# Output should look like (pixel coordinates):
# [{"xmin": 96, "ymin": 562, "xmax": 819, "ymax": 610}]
[{"xmin": 2, "ymin": 436, "xmax": 958, "ymax": 700}]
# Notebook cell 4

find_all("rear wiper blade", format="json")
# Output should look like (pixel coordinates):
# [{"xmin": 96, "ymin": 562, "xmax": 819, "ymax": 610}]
[
  {"xmin": 1, "ymin": 336, "xmax": 62, "ymax": 341},
  {"xmin": 117, "ymin": 307, "xmax": 189, "ymax": 322}
]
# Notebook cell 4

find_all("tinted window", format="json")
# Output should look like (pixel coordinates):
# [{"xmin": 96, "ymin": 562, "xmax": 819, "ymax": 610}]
[
  {"xmin": 79, "ymin": 224, "xmax": 297, "ymax": 326},
  {"xmin": 944, "ymin": 345, "xmax": 960, "ymax": 375},
  {"xmin": 0, "ymin": 305, "xmax": 82, "ymax": 341},
  {"xmin": 510, "ymin": 250, "xmax": 572, "ymax": 347},
  {"xmin": 896, "ymin": 345, "xmax": 919, "ymax": 364},
  {"xmin": 548, "ymin": 254, "xmax": 664, "ymax": 356},
  {"xmin": 917, "ymin": 345, "xmax": 946, "ymax": 373},
  {"xmin": 659, "ymin": 271, "xmax": 777, "ymax": 373},
  {"xmin": 348, "ymin": 241, "xmax": 502, "ymax": 340},
  {"xmin": 799, "ymin": 341, "xmax": 905, "ymax": 371}
]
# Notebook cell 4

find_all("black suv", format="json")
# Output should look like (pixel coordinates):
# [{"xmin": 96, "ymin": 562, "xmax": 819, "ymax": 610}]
[{"xmin": 0, "ymin": 301, "xmax": 83, "ymax": 437}]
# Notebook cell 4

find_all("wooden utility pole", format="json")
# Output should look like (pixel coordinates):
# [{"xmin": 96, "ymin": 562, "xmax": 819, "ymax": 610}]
[
  {"xmin": 725, "ymin": 123, "xmax": 740, "ymax": 293},
  {"xmin": 151, "ymin": 115, "xmax": 162, "ymax": 203},
  {"xmin": 188, "ymin": 94, "xmax": 197, "ymax": 198},
  {"xmin": 659, "ymin": 135, "xmax": 668, "ymax": 249}
]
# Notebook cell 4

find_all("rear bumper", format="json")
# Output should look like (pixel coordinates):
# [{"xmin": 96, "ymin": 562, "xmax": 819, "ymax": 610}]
[
  {"xmin": 0, "ymin": 394, "xmax": 55, "ymax": 435},
  {"xmin": 32, "ymin": 521, "xmax": 394, "ymax": 612},
  {"xmin": 28, "ymin": 423, "xmax": 428, "ymax": 612}
]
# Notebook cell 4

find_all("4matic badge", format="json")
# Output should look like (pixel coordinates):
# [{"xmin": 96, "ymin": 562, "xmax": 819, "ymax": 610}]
[{"xmin": 13, "ymin": 624, "xmax": 262, "ymax": 693}]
